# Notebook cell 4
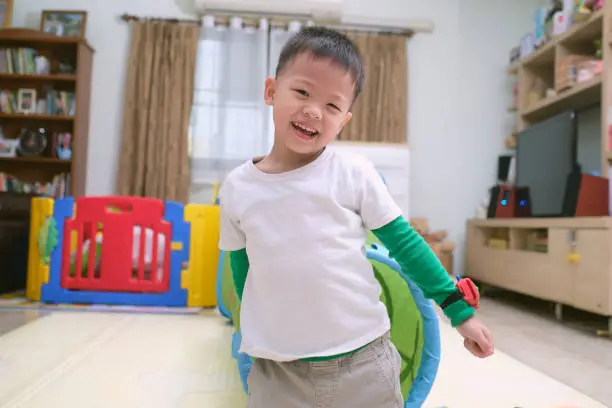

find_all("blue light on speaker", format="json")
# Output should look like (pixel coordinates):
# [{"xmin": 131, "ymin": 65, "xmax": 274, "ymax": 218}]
[
  {"xmin": 501, "ymin": 200, "xmax": 507, "ymax": 206},
  {"xmin": 519, "ymin": 200, "xmax": 526, "ymax": 206}
]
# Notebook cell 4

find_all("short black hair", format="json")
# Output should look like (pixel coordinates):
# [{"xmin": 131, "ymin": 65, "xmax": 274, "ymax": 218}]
[{"xmin": 275, "ymin": 26, "xmax": 365, "ymax": 101}]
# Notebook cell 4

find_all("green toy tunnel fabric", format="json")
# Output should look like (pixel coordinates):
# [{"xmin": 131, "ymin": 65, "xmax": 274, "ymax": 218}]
[{"xmin": 215, "ymin": 235, "xmax": 441, "ymax": 407}]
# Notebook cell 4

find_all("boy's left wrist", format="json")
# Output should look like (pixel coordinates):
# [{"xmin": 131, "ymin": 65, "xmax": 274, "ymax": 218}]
[{"xmin": 443, "ymin": 300, "xmax": 476, "ymax": 327}]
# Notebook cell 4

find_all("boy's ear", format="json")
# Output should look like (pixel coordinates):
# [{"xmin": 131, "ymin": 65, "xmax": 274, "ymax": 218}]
[
  {"xmin": 340, "ymin": 111, "xmax": 352, "ymax": 131},
  {"xmin": 264, "ymin": 77, "xmax": 276, "ymax": 106}
]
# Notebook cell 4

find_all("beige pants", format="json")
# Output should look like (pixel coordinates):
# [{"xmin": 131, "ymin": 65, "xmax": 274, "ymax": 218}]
[{"xmin": 246, "ymin": 332, "xmax": 403, "ymax": 408}]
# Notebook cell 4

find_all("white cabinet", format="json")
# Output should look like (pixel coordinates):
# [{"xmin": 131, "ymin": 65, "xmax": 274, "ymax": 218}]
[{"xmin": 332, "ymin": 142, "xmax": 410, "ymax": 217}]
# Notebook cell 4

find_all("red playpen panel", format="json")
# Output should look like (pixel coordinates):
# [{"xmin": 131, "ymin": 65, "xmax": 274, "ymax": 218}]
[{"xmin": 60, "ymin": 196, "xmax": 172, "ymax": 293}]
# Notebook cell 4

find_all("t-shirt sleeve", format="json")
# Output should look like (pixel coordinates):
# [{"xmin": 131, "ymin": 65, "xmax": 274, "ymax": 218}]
[
  {"xmin": 218, "ymin": 180, "xmax": 246, "ymax": 251},
  {"xmin": 356, "ymin": 157, "xmax": 403, "ymax": 230}
]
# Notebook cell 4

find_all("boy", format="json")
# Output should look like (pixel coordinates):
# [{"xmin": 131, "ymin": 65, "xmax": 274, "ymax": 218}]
[{"xmin": 219, "ymin": 26, "xmax": 494, "ymax": 408}]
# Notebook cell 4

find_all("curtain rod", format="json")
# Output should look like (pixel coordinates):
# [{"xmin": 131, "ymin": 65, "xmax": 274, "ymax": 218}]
[
  {"xmin": 119, "ymin": 12, "xmax": 418, "ymax": 37},
  {"xmin": 205, "ymin": 12, "xmax": 415, "ymax": 36},
  {"xmin": 120, "ymin": 13, "xmax": 202, "ymax": 26}
]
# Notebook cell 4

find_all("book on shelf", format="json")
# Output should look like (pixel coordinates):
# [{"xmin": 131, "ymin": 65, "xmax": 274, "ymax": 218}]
[
  {"xmin": 0, "ymin": 89, "xmax": 75, "ymax": 116},
  {"xmin": 0, "ymin": 47, "xmax": 37, "ymax": 75},
  {"xmin": 46, "ymin": 89, "xmax": 75, "ymax": 116},
  {"xmin": 0, "ymin": 90, "xmax": 16, "ymax": 113},
  {"xmin": 0, "ymin": 172, "xmax": 70, "ymax": 197}
]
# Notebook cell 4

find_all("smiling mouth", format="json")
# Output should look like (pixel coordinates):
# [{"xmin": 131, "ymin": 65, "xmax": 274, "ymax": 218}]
[{"xmin": 292, "ymin": 121, "xmax": 319, "ymax": 137}]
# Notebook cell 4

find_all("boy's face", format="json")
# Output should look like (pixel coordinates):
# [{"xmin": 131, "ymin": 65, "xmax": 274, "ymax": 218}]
[{"xmin": 264, "ymin": 52, "xmax": 354, "ymax": 156}]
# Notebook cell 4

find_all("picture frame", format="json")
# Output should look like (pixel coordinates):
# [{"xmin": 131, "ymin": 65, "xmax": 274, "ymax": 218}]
[
  {"xmin": 40, "ymin": 10, "xmax": 87, "ymax": 39},
  {"xmin": 54, "ymin": 131, "xmax": 72, "ymax": 160},
  {"xmin": 0, "ymin": 0, "xmax": 13, "ymax": 29},
  {"xmin": 17, "ymin": 89, "xmax": 37, "ymax": 114}
]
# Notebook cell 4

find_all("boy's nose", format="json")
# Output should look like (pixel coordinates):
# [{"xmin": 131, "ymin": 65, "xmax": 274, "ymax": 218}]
[{"xmin": 303, "ymin": 105, "xmax": 321, "ymax": 120}]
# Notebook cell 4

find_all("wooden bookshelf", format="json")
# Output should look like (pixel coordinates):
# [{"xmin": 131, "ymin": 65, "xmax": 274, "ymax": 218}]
[
  {"xmin": 475, "ymin": 7, "xmax": 612, "ymax": 332},
  {"xmin": 510, "ymin": 7, "xmax": 609, "ymax": 175},
  {"xmin": 0, "ymin": 28, "xmax": 94, "ymax": 197}
]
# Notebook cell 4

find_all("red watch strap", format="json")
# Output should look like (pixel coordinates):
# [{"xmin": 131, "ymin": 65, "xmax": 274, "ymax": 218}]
[{"xmin": 456, "ymin": 277, "xmax": 480, "ymax": 309}]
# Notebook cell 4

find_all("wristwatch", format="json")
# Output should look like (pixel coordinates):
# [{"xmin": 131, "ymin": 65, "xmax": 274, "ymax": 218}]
[{"xmin": 440, "ymin": 276, "xmax": 480, "ymax": 310}]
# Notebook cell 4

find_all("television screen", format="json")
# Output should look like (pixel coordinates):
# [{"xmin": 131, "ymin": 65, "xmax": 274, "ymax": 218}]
[{"xmin": 515, "ymin": 111, "xmax": 577, "ymax": 217}]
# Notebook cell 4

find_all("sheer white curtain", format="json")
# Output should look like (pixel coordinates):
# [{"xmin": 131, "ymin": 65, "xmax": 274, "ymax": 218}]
[
  {"xmin": 265, "ymin": 21, "xmax": 305, "ymax": 143},
  {"xmin": 189, "ymin": 17, "xmax": 305, "ymax": 203},
  {"xmin": 189, "ymin": 16, "xmax": 268, "ymax": 203}
]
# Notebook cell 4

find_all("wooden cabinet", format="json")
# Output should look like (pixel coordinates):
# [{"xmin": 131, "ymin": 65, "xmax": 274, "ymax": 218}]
[
  {"xmin": 466, "ymin": 218, "xmax": 612, "ymax": 325},
  {"xmin": 567, "ymin": 229, "xmax": 611, "ymax": 314}
]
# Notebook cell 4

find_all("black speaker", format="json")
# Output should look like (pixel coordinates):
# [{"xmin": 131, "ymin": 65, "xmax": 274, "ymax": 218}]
[
  {"xmin": 497, "ymin": 155, "xmax": 513, "ymax": 183},
  {"xmin": 487, "ymin": 184, "xmax": 532, "ymax": 218}
]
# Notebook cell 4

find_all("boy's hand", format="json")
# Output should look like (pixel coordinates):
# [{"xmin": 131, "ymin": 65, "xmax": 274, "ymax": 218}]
[{"xmin": 456, "ymin": 316, "xmax": 494, "ymax": 358}]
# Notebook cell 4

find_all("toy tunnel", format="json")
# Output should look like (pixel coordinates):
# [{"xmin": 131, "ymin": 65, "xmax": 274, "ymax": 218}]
[
  {"xmin": 26, "ymin": 195, "xmax": 221, "ymax": 307},
  {"xmin": 216, "ymin": 231, "xmax": 442, "ymax": 408}
]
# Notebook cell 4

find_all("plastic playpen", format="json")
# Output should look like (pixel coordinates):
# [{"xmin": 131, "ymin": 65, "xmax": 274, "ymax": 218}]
[{"xmin": 26, "ymin": 195, "xmax": 220, "ymax": 307}]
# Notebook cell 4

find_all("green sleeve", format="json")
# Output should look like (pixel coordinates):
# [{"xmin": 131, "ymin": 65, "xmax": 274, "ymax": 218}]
[
  {"xmin": 371, "ymin": 215, "xmax": 475, "ymax": 327},
  {"xmin": 229, "ymin": 249, "xmax": 249, "ymax": 301}
]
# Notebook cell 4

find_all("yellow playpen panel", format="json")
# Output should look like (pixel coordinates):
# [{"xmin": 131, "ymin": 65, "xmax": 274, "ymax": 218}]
[
  {"xmin": 26, "ymin": 197, "xmax": 54, "ymax": 301},
  {"xmin": 183, "ymin": 204, "xmax": 220, "ymax": 307}
]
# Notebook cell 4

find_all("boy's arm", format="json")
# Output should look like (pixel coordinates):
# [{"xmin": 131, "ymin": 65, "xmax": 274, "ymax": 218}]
[
  {"xmin": 371, "ymin": 216, "xmax": 474, "ymax": 327},
  {"xmin": 354, "ymin": 156, "xmax": 474, "ymax": 327},
  {"xmin": 229, "ymin": 249, "xmax": 249, "ymax": 301}
]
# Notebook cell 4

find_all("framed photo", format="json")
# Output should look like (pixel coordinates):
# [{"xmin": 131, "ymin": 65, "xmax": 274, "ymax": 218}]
[
  {"xmin": 40, "ymin": 10, "xmax": 87, "ymax": 38},
  {"xmin": 17, "ymin": 89, "xmax": 37, "ymax": 114},
  {"xmin": 0, "ymin": 0, "xmax": 13, "ymax": 28},
  {"xmin": 55, "ymin": 132, "xmax": 72, "ymax": 160}
]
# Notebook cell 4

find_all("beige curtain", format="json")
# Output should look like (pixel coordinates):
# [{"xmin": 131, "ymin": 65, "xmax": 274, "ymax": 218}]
[
  {"xmin": 341, "ymin": 32, "xmax": 408, "ymax": 144},
  {"xmin": 116, "ymin": 21, "xmax": 200, "ymax": 202}
]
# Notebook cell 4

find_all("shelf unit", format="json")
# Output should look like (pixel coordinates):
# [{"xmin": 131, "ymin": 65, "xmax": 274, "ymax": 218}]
[
  {"xmin": 466, "ymin": 7, "xmax": 612, "ymax": 332},
  {"xmin": 512, "ymin": 7, "xmax": 609, "ymax": 175},
  {"xmin": 0, "ymin": 28, "xmax": 94, "ymax": 197}
]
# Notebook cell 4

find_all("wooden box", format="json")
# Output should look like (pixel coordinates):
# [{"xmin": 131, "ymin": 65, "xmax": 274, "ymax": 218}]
[{"xmin": 555, "ymin": 55, "xmax": 593, "ymax": 92}]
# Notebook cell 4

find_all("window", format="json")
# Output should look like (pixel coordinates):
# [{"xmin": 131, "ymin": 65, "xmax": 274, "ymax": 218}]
[{"xmin": 188, "ymin": 20, "xmax": 299, "ymax": 203}]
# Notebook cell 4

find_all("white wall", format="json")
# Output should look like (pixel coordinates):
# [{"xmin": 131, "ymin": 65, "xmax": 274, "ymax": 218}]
[
  {"xmin": 453, "ymin": 0, "xmax": 550, "ymax": 272},
  {"xmin": 12, "ymin": 0, "xmax": 548, "ymax": 273}
]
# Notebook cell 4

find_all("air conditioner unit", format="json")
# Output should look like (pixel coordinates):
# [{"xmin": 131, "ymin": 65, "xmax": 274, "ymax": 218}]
[{"xmin": 194, "ymin": 0, "xmax": 344, "ymax": 22}]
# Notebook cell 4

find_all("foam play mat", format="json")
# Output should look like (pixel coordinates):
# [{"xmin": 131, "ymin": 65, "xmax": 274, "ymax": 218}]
[
  {"xmin": 0, "ymin": 309, "xmax": 605, "ymax": 408},
  {"xmin": 0, "ymin": 310, "xmax": 246, "ymax": 407},
  {"xmin": 423, "ymin": 322, "xmax": 606, "ymax": 407}
]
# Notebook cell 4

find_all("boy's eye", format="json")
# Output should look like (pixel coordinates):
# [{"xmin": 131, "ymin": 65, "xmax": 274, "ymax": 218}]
[
  {"xmin": 328, "ymin": 103, "xmax": 340, "ymax": 111},
  {"xmin": 293, "ymin": 89, "xmax": 309, "ymax": 97}
]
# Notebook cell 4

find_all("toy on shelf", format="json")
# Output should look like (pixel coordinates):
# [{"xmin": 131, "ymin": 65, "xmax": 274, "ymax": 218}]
[
  {"xmin": 217, "ymin": 231, "xmax": 443, "ymax": 408},
  {"xmin": 26, "ymin": 195, "xmax": 220, "ymax": 307},
  {"xmin": 410, "ymin": 217, "xmax": 455, "ymax": 276},
  {"xmin": 573, "ymin": 0, "xmax": 604, "ymax": 21}
]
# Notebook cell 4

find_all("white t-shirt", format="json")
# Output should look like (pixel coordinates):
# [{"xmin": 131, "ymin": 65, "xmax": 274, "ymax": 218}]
[{"xmin": 219, "ymin": 147, "xmax": 402, "ymax": 361}]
